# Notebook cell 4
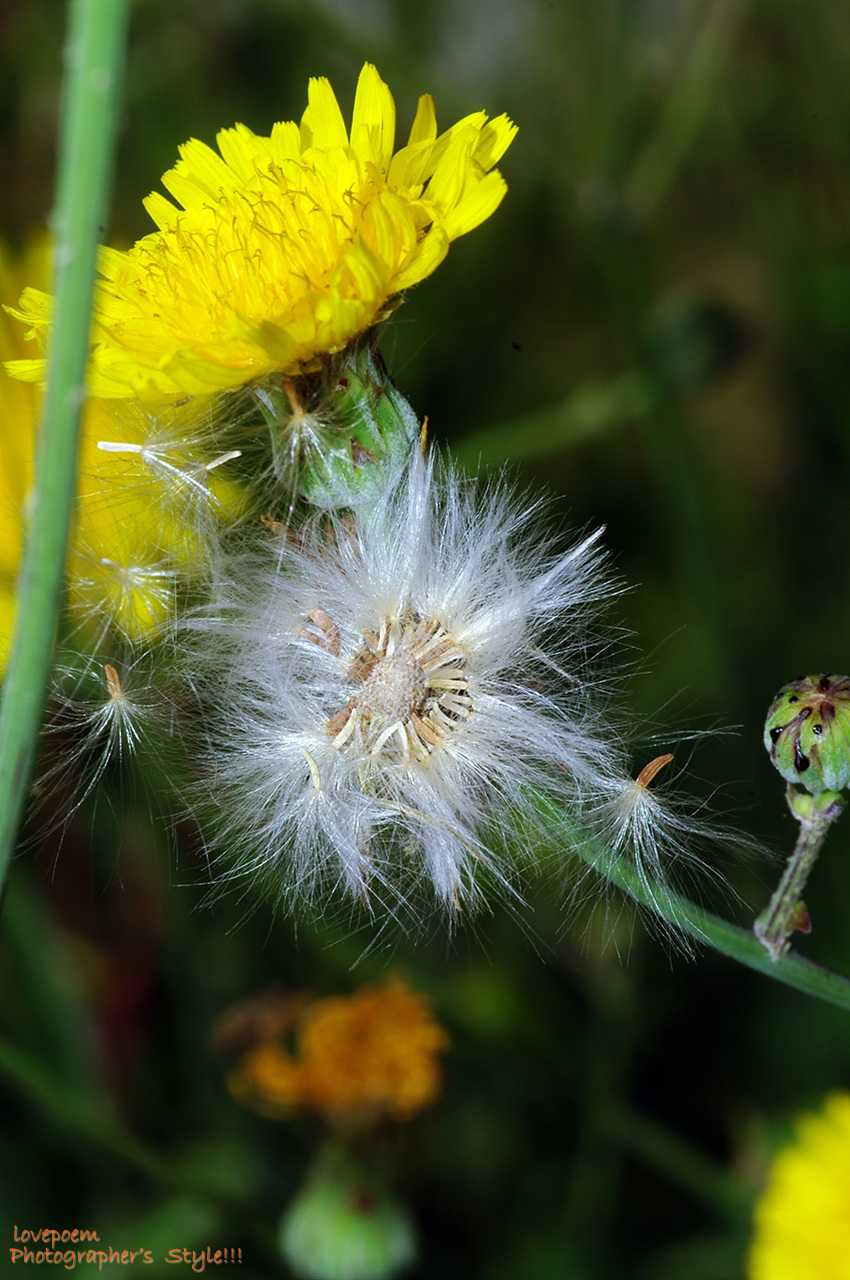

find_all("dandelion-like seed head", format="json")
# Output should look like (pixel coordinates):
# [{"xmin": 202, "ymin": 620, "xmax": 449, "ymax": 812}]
[
  {"xmin": 33, "ymin": 652, "xmax": 168, "ymax": 844},
  {"xmin": 185, "ymin": 449, "xmax": 655, "ymax": 926}
]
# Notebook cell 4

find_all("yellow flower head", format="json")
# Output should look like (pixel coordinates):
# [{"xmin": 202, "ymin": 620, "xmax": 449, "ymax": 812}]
[
  {"xmin": 8, "ymin": 63, "xmax": 516, "ymax": 403},
  {"xmin": 227, "ymin": 977, "xmax": 449, "ymax": 1128},
  {"xmin": 0, "ymin": 239, "xmax": 243, "ymax": 655},
  {"xmin": 748, "ymin": 1091, "xmax": 850, "ymax": 1280}
]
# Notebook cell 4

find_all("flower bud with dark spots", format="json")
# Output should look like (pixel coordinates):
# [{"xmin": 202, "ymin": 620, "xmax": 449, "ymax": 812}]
[{"xmin": 764, "ymin": 674, "xmax": 850, "ymax": 794}]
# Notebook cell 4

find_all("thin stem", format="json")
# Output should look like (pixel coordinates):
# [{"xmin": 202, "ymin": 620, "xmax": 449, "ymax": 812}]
[
  {"xmin": 0, "ymin": 1035, "xmax": 176, "ymax": 1187},
  {"xmin": 0, "ymin": 0, "xmax": 128, "ymax": 896},
  {"xmin": 754, "ymin": 787, "xmax": 844, "ymax": 961}
]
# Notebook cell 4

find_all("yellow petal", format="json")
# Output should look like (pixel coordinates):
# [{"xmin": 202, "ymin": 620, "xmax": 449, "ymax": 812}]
[
  {"xmin": 3, "ymin": 358, "xmax": 44, "ymax": 383},
  {"xmin": 234, "ymin": 317, "xmax": 298, "ymax": 368},
  {"xmin": 425, "ymin": 126, "xmax": 478, "ymax": 217},
  {"xmin": 407, "ymin": 93, "xmax": 437, "ymax": 148},
  {"xmin": 300, "ymin": 76, "xmax": 349, "ymax": 151},
  {"xmin": 424, "ymin": 111, "xmax": 488, "ymax": 184},
  {"xmin": 5, "ymin": 286, "xmax": 52, "ymax": 335},
  {"xmin": 216, "ymin": 123, "xmax": 272, "ymax": 184},
  {"xmin": 269, "ymin": 120, "xmax": 302, "ymax": 164},
  {"xmin": 167, "ymin": 137, "xmax": 236, "ymax": 203},
  {"xmin": 386, "ymin": 139, "xmax": 436, "ymax": 198},
  {"xmin": 392, "ymin": 225, "xmax": 450, "ymax": 291},
  {"xmin": 143, "ymin": 191, "xmax": 179, "ymax": 231},
  {"xmin": 442, "ymin": 169, "xmax": 508, "ymax": 240},
  {"xmin": 0, "ymin": 585, "xmax": 17, "ymax": 668},
  {"xmin": 473, "ymin": 114, "xmax": 518, "ymax": 170},
  {"xmin": 98, "ymin": 245, "xmax": 130, "ymax": 281},
  {"xmin": 350, "ymin": 63, "xmax": 396, "ymax": 171}
]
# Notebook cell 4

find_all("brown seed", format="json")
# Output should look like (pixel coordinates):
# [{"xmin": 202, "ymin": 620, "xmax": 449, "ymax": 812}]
[
  {"xmin": 326, "ymin": 699, "xmax": 356, "ymax": 738},
  {"xmin": 635, "ymin": 752, "xmax": 674, "ymax": 789},
  {"xmin": 103, "ymin": 663, "xmax": 122, "ymax": 700}
]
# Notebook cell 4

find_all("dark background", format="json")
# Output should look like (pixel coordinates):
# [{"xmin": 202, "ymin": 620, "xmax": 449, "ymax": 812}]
[{"xmin": 2, "ymin": 2, "xmax": 850, "ymax": 1276}]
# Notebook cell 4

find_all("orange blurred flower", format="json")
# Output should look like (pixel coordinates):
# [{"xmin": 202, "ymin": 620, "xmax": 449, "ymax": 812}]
[{"xmin": 227, "ymin": 977, "xmax": 448, "ymax": 1128}]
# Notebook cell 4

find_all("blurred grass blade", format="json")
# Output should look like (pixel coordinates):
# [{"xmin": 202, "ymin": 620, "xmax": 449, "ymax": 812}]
[
  {"xmin": 0, "ymin": 0, "xmax": 129, "ymax": 896},
  {"xmin": 625, "ymin": 0, "xmax": 747, "ymax": 219},
  {"xmin": 452, "ymin": 371, "xmax": 651, "ymax": 469}
]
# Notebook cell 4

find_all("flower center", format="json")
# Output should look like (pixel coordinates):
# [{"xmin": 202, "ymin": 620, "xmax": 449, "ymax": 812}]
[
  {"xmin": 356, "ymin": 650, "xmax": 429, "ymax": 726},
  {"xmin": 325, "ymin": 612, "xmax": 472, "ymax": 763}
]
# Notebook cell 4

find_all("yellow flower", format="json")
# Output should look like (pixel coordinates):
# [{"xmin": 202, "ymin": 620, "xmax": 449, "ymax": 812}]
[
  {"xmin": 8, "ymin": 63, "xmax": 517, "ymax": 403},
  {"xmin": 748, "ymin": 1092, "xmax": 850, "ymax": 1279},
  {"xmin": 228, "ymin": 977, "xmax": 449, "ymax": 1127},
  {"xmin": 0, "ymin": 240, "xmax": 242, "ymax": 653},
  {"xmin": 0, "ymin": 242, "xmax": 39, "ymax": 661}
]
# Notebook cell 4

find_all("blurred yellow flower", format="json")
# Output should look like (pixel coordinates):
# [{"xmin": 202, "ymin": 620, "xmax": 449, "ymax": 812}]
[
  {"xmin": 7, "ymin": 63, "xmax": 516, "ymax": 403},
  {"xmin": 0, "ymin": 242, "xmax": 39, "ymax": 661},
  {"xmin": 748, "ymin": 1091, "xmax": 850, "ymax": 1280},
  {"xmin": 228, "ymin": 977, "xmax": 449, "ymax": 1128},
  {"xmin": 0, "ymin": 240, "xmax": 242, "ymax": 655}
]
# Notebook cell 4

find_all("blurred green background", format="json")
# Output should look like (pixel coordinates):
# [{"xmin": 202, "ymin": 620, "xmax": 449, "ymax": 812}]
[{"xmin": 2, "ymin": 0, "xmax": 850, "ymax": 1276}]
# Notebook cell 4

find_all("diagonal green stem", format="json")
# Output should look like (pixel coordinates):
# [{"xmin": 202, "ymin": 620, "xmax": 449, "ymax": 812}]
[
  {"xmin": 604, "ymin": 1105, "xmax": 749, "ymax": 1222},
  {"xmin": 574, "ymin": 832, "xmax": 850, "ymax": 1014},
  {"xmin": 0, "ymin": 0, "xmax": 129, "ymax": 897}
]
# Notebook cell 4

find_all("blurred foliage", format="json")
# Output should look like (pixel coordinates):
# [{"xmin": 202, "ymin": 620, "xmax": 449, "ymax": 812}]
[{"xmin": 3, "ymin": 1, "xmax": 850, "ymax": 1277}]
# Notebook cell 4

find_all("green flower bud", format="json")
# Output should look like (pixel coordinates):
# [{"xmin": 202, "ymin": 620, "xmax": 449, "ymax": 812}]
[
  {"xmin": 254, "ymin": 336, "xmax": 419, "ymax": 513},
  {"xmin": 280, "ymin": 1149, "xmax": 416, "ymax": 1280},
  {"xmin": 764, "ymin": 674, "xmax": 850, "ymax": 794}
]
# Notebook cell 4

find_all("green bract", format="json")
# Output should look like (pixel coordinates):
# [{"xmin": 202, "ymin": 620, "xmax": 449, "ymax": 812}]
[{"xmin": 253, "ymin": 338, "xmax": 420, "ymax": 512}]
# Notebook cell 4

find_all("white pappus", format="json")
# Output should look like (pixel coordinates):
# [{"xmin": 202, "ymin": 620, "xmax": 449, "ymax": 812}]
[{"xmin": 181, "ymin": 448, "xmax": 727, "ymax": 933}]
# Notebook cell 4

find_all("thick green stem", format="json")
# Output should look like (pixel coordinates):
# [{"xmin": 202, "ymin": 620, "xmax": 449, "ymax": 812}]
[{"xmin": 0, "ymin": 0, "xmax": 128, "ymax": 896}]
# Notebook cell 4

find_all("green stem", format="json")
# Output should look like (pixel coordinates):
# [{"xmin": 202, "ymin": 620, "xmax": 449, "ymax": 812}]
[
  {"xmin": 754, "ymin": 787, "xmax": 844, "ymax": 961},
  {"xmin": 0, "ymin": 0, "xmax": 128, "ymax": 896},
  {"xmin": 563, "ymin": 817, "xmax": 850, "ymax": 1014},
  {"xmin": 0, "ymin": 1035, "xmax": 177, "ymax": 1186}
]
